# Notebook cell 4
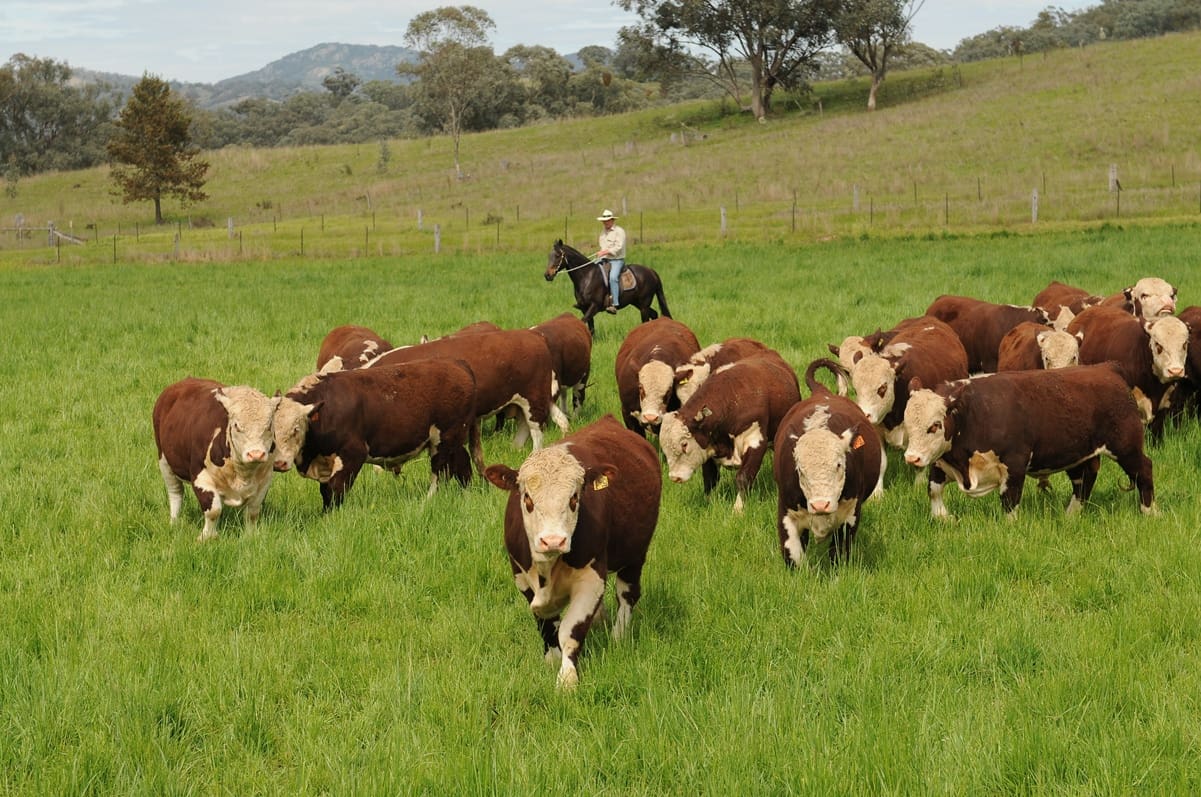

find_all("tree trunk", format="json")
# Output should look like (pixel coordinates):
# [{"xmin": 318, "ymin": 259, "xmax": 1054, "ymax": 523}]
[
  {"xmin": 867, "ymin": 73, "xmax": 883, "ymax": 111},
  {"xmin": 748, "ymin": 53, "xmax": 766, "ymax": 121},
  {"xmin": 154, "ymin": 195, "xmax": 163, "ymax": 224}
]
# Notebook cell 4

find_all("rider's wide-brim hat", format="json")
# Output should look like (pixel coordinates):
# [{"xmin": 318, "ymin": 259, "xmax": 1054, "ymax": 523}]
[{"xmin": 597, "ymin": 209, "xmax": 618, "ymax": 221}]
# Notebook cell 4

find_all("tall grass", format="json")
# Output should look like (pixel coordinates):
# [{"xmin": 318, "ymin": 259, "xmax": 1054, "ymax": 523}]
[{"xmin": 2, "ymin": 223, "xmax": 1201, "ymax": 792}]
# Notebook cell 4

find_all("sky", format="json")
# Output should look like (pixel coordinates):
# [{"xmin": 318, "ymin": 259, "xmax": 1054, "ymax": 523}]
[{"xmin": 3, "ymin": 0, "xmax": 1098, "ymax": 85}]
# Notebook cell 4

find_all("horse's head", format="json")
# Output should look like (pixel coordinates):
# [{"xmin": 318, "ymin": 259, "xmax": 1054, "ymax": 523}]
[{"xmin": 545, "ymin": 239, "xmax": 572, "ymax": 281}]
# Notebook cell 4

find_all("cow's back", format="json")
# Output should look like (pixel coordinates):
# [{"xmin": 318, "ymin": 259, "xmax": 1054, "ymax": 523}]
[
  {"xmin": 532, "ymin": 312, "xmax": 592, "ymax": 390},
  {"xmin": 1069, "ymin": 305, "xmax": 1149, "ymax": 378},
  {"xmin": 154, "ymin": 377, "xmax": 229, "ymax": 477},
  {"xmin": 316, "ymin": 325, "xmax": 393, "ymax": 371}
]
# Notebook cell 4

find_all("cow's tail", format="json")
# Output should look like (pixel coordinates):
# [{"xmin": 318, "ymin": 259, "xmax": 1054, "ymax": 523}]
[{"xmin": 804, "ymin": 358, "xmax": 850, "ymax": 398}]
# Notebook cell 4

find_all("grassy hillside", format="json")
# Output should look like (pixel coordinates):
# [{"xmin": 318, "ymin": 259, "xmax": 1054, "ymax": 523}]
[{"xmin": 2, "ymin": 31, "xmax": 1200, "ymax": 267}]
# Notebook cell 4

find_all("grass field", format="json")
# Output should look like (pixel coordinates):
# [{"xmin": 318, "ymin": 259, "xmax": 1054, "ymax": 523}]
[{"xmin": 3, "ymin": 221, "xmax": 1201, "ymax": 793}]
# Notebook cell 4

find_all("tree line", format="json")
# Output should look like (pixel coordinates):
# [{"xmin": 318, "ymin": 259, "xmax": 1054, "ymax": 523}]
[{"xmin": 3, "ymin": 0, "xmax": 1199, "ymax": 207}]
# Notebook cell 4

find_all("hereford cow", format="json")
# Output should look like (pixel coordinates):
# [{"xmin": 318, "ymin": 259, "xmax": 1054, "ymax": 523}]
[
  {"xmin": 996, "ymin": 322, "xmax": 1081, "ymax": 371},
  {"xmin": 1167, "ymin": 305, "xmax": 1201, "ymax": 423},
  {"xmin": 925, "ymin": 295, "xmax": 1052, "ymax": 373},
  {"xmin": 531, "ymin": 313, "xmax": 592, "ymax": 415},
  {"xmin": 273, "ymin": 359, "xmax": 476, "ymax": 509},
  {"xmin": 614, "ymin": 318, "xmax": 700, "ymax": 436},
  {"xmin": 674, "ymin": 337, "xmax": 769, "ymax": 405},
  {"xmin": 316, "ymin": 324, "xmax": 393, "ymax": 372},
  {"xmin": 420, "ymin": 320, "xmax": 503, "ymax": 344},
  {"xmin": 365, "ymin": 328, "xmax": 569, "ymax": 472},
  {"xmin": 485, "ymin": 415, "xmax": 661, "ymax": 689},
  {"xmin": 773, "ymin": 359, "xmax": 884, "ymax": 567},
  {"xmin": 153, "ymin": 378, "xmax": 281, "ymax": 542},
  {"xmin": 902, "ymin": 364, "xmax": 1156, "ymax": 519},
  {"xmin": 1032, "ymin": 281, "xmax": 1102, "ymax": 327},
  {"xmin": 849, "ymin": 316, "xmax": 968, "ymax": 448},
  {"xmin": 1068, "ymin": 305, "xmax": 1188, "ymax": 439},
  {"xmin": 1101, "ymin": 276, "xmax": 1177, "ymax": 321},
  {"xmin": 658, "ymin": 349, "xmax": 801, "ymax": 513}
]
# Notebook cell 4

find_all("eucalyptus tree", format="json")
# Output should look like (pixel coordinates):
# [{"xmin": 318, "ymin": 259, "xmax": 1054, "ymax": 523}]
[
  {"xmin": 400, "ymin": 5, "xmax": 498, "ymax": 179},
  {"xmin": 833, "ymin": 0, "xmax": 925, "ymax": 110},
  {"xmin": 106, "ymin": 74, "xmax": 208, "ymax": 224},
  {"xmin": 617, "ymin": 0, "xmax": 840, "ymax": 120}
]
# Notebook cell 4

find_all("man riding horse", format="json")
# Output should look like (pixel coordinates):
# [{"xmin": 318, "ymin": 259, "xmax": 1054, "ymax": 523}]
[{"xmin": 593, "ymin": 209, "xmax": 626, "ymax": 314}]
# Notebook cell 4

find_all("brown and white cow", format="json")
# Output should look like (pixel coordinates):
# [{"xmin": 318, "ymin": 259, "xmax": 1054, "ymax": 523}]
[
  {"xmin": 274, "ymin": 359, "xmax": 477, "ymax": 509},
  {"xmin": 658, "ymin": 349, "xmax": 800, "ymax": 513},
  {"xmin": 925, "ymin": 294, "xmax": 1052, "ymax": 373},
  {"xmin": 365, "ymin": 328, "xmax": 569, "ymax": 472},
  {"xmin": 1032, "ymin": 281, "xmax": 1103, "ymax": 327},
  {"xmin": 902, "ymin": 364, "xmax": 1155, "ymax": 519},
  {"xmin": 316, "ymin": 324, "xmax": 393, "ymax": 373},
  {"xmin": 674, "ymin": 337, "xmax": 770, "ymax": 405},
  {"xmin": 530, "ymin": 312, "xmax": 593, "ymax": 416},
  {"xmin": 153, "ymin": 377, "xmax": 281, "ymax": 542},
  {"xmin": 485, "ymin": 415, "xmax": 661, "ymax": 689},
  {"xmin": 1100, "ymin": 276, "xmax": 1177, "ymax": 321},
  {"xmin": 1166, "ymin": 305, "xmax": 1201, "ymax": 424},
  {"xmin": 1068, "ymin": 305, "xmax": 1189, "ymax": 439},
  {"xmin": 773, "ymin": 359, "xmax": 884, "ymax": 567},
  {"xmin": 849, "ymin": 316, "xmax": 968, "ymax": 448},
  {"xmin": 996, "ymin": 321, "xmax": 1081, "ymax": 371},
  {"xmin": 614, "ymin": 318, "xmax": 700, "ymax": 436}
]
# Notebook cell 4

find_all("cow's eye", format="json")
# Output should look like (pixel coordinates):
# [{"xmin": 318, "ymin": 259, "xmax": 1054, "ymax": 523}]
[
  {"xmin": 928, "ymin": 422, "xmax": 942, "ymax": 434},
  {"xmin": 569, "ymin": 494, "xmax": 578, "ymax": 512},
  {"xmin": 877, "ymin": 385, "xmax": 887, "ymax": 398},
  {"xmin": 681, "ymin": 441, "xmax": 689, "ymax": 453},
  {"xmin": 523, "ymin": 494, "xmax": 534, "ymax": 512},
  {"xmin": 1155, "ymin": 343, "xmax": 1164, "ymax": 354}
]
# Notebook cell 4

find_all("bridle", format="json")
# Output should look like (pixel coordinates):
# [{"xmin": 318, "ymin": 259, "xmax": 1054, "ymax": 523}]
[{"xmin": 551, "ymin": 246, "xmax": 601, "ymax": 275}]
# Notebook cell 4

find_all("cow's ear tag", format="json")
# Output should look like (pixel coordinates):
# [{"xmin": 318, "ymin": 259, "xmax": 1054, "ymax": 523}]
[
  {"xmin": 592, "ymin": 474, "xmax": 609, "ymax": 491},
  {"xmin": 852, "ymin": 435, "xmax": 865, "ymax": 450}
]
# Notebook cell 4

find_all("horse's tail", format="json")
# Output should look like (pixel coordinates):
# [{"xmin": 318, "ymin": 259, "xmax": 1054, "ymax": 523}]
[{"xmin": 655, "ymin": 275, "xmax": 672, "ymax": 319}]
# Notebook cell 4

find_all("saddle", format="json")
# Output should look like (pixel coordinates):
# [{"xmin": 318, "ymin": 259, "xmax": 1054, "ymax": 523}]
[{"xmin": 602, "ymin": 262, "xmax": 637, "ymax": 291}]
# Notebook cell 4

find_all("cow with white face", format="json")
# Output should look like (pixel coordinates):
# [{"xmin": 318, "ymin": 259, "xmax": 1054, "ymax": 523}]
[
  {"xmin": 153, "ymin": 377, "xmax": 281, "ymax": 542},
  {"xmin": 1069, "ymin": 305, "xmax": 1189, "ymax": 439},
  {"xmin": 485, "ymin": 415, "xmax": 660, "ymax": 689},
  {"xmin": 1103, "ymin": 276, "xmax": 1177, "ymax": 321},
  {"xmin": 773, "ymin": 360, "xmax": 884, "ymax": 567},
  {"xmin": 902, "ymin": 365, "xmax": 1155, "ymax": 520},
  {"xmin": 997, "ymin": 322, "xmax": 1081, "ymax": 371},
  {"xmin": 614, "ymin": 318, "xmax": 700, "ymax": 436},
  {"xmin": 849, "ymin": 316, "xmax": 968, "ymax": 449},
  {"xmin": 659, "ymin": 350, "xmax": 800, "ymax": 514}
]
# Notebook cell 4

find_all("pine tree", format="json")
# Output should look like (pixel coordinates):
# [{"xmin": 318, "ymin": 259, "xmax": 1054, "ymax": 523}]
[{"xmin": 107, "ymin": 75, "xmax": 208, "ymax": 224}]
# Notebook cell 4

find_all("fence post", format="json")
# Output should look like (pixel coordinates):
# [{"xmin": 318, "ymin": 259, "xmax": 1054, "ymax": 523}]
[
  {"xmin": 227, "ymin": 217, "xmax": 234, "ymax": 239},
  {"xmin": 1032, "ymin": 189, "xmax": 1039, "ymax": 224},
  {"xmin": 418, "ymin": 208, "xmax": 423, "ymax": 231},
  {"xmin": 853, "ymin": 184, "xmax": 860, "ymax": 213},
  {"xmin": 434, "ymin": 223, "xmax": 441, "ymax": 254},
  {"xmin": 720, "ymin": 206, "xmax": 727, "ymax": 237},
  {"xmin": 1109, "ymin": 164, "xmax": 1119, "ymax": 192}
]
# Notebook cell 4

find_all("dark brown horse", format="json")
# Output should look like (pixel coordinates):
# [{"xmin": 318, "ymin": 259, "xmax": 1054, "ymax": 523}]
[{"xmin": 545, "ymin": 240, "xmax": 672, "ymax": 335}]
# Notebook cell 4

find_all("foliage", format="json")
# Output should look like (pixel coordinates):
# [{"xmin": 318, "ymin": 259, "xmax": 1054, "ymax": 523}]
[
  {"xmin": 833, "ymin": 0, "xmax": 925, "ymax": 110},
  {"xmin": 618, "ymin": 0, "xmax": 842, "ymax": 119},
  {"xmin": 0, "ymin": 54, "xmax": 115, "ymax": 176},
  {"xmin": 107, "ymin": 74, "xmax": 209, "ymax": 224},
  {"xmin": 321, "ymin": 66, "xmax": 362, "ymax": 99}
]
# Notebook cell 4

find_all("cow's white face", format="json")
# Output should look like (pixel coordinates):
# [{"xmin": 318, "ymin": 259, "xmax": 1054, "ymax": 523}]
[
  {"xmin": 792, "ymin": 406, "xmax": 852, "ymax": 515},
  {"xmin": 1037, "ymin": 329, "xmax": 1080, "ymax": 369},
  {"xmin": 835, "ymin": 335, "xmax": 872, "ymax": 372},
  {"xmin": 214, "ymin": 386, "xmax": 280, "ymax": 466},
  {"xmin": 272, "ymin": 396, "xmax": 317, "ymax": 472},
  {"xmin": 637, "ymin": 360, "xmax": 675, "ymax": 426},
  {"xmin": 1131, "ymin": 277, "xmax": 1177, "ymax": 320},
  {"xmin": 516, "ymin": 446, "xmax": 586, "ymax": 563},
  {"xmin": 851, "ymin": 354, "xmax": 896, "ymax": 424},
  {"xmin": 903, "ymin": 389, "xmax": 952, "ymax": 468},
  {"xmin": 674, "ymin": 361, "xmax": 711, "ymax": 406},
  {"xmin": 1146, "ymin": 316, "xmax": 1188, "ymax": 382},
  {"xmin": 659, "ymin": 411, "xmax": 709, "ymax": 483}
]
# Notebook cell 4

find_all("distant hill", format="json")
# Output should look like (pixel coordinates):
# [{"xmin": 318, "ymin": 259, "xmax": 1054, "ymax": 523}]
[{"xmin": 76, "ymin": 42, "xmax": 420, "ymax": 109}]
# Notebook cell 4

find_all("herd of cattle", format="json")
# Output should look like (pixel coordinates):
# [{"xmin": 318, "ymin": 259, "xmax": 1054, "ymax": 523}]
[{"xmin": 152, "ymin": 275, "xmax": 1196, "ymax": 687}]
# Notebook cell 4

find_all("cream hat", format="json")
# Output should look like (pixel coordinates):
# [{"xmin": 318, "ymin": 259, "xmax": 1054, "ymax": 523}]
[{"xmin": 597, "ymin": 209, "xmax": 618, "ymax": 221}]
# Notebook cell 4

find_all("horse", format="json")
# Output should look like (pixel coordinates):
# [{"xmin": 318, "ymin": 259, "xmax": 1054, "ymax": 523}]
[{"xmin": 545, "ymin": 239, "xmax": 672, "ymax": 335}]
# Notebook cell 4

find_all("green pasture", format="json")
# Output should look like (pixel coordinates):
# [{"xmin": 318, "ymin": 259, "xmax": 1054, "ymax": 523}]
[{"xmin": 3, "ymin": 222, "xmax": 1201, "ymax": 793}]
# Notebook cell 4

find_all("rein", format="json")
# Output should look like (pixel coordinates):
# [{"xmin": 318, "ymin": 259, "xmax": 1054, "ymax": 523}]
[{"xmin": 554, "ymin": 250, "xmax": 602, "ymax": 275}]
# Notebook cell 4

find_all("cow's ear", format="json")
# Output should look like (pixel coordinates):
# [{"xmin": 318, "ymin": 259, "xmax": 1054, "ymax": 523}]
[
  {"xmin": 1036, "ymin": 330, "xmax": 1049, "ymax": 345},
  {"xmin": 908, "ymin": 376, "xmax": 924, "ymax": 393},
  {"xmin": 827, "ymin": 343, "xmax": 840, "ymax": 356},
  {"xmin": 586, "ymin": 464, "xmax": 619, "ymax": 492},
  {"xmin": 307, "ymin": 400, "xmax": 324, "ymax": 424},
  {"xmin": 484, "ymin": 464, "xmax": 519, "ymax": 491},
  {"xmin": 1076, "ymin": 330, "xmax": 1084, "ymax": 342}
]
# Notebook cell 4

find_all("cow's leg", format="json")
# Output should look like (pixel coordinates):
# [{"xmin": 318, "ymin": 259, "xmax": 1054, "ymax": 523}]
[
  {"xmin": 1065, "ymin": 458, "xmax": 1101, "ymax": 514},
  {"xmin": 779, "ymin": 507, "xmax": 809, "ymax": 568},
  {"xmin": 158, "ymin": 455, "xmax": 184, "ymax": 523},
  {"xmin": 244, "ymin": 475, "xmax": 272, "ymax": 527},
  {"xmin": 1114, "ymin": 448, "xmax": 1157, "ymax": 515},
  {"xmin": 469, "ymin": 420, "xmax": 485, "ymax": 477},
  {"xmin": 325, "ymin": 453, "xmax": 365, "ymax": 509},
  {"xmin": 928, "ymin": 467, "xmax": 952, "ymax": 520},
  {"xmin": 612, "ymin": 566, "xmax": 643, "ymax": 640},
  {"xmin": 999, "ymin": 463, "xmax": 1027, "ymax": 518},
  {"xmin": 733, "ymin": 443, "xmax": 769, "ymax": 514},
  {"xmin": 556, "ymin": 568, "xmax": 605, "ymax": 689},
  {"xmin": 191, "ymin": 485, "xmax": 221, "ymax": 542},
  {"xmin": 701, "ymin": 459, "xmax": 720, "ymax": 494}
]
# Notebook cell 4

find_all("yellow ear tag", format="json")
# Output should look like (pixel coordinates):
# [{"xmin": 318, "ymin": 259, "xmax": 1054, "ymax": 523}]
[
  {"xmin": 592, "ymin": 475, "xmax": 609, "ymax": 491},
  {"xmin": 852, "ymin": 435, "xmax": 865, "ymax": 450}
]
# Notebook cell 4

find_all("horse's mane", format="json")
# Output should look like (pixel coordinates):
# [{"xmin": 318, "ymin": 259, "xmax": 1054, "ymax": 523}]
[{"xmin": 555, "ymin": 239, "xmax": 588, "ymax": 262}]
